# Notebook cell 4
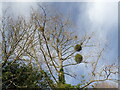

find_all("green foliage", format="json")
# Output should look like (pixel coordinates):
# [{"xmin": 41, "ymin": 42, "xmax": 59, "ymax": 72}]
[
  {"xmin": 56, "ymin": 38, "xmax": 59, "ymax": 43},
  {"xmin": 56, "ymin": 83, "xmax": 75, "ymax": 89},
  {"xmin": 75, "ymin": 83, "xmax": 82, "ymax": 88},
  {"xmin": 58, "ymin": 68, "xmax": 65, "ymax": 84},
  {"xmin": 38, "ymin": 26, "xmax": 44, "ymax": 32},
  {"xmin": 74, "ymin": 44, "xmax": 82, "ymax": 52},
  {"xmin": 47, "ymin": 37, "xmax": 50, "ymax": 41},
  {"xmin": 59, "ymin": 68, "xmax": 63, "ymax": 72},
  {"xmin": 75, "ymin": 54, "xmax": 83, "ymax": 63},
  {"xmin": 2, "ymin": 61, "xmax": 52, "ymax": 89},
  {"xmin": 54, "ymin": 83, "xmax": 89, "ymax": 89},
  {"xmin": 74, "ymin": 36, "xmax": 77, "ymax": 39}
]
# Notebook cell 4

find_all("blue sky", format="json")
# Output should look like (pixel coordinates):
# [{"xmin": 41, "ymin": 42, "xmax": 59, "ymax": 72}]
[
  {"xmin": 46, "ymin": 2, "xmax": 118, "ymax": 84},
  {"xmin": 1, "ymin": 2, "xmax": 118, "ymax": 85}
]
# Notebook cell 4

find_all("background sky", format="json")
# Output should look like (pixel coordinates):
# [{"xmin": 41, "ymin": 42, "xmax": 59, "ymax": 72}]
[
  {"xmin": 48, "ymin": 2, "xmax": 118, "ymax": 85},
  {"xmin": 0, "ymin": 1, "xmax": 118, "ymax": 86}
]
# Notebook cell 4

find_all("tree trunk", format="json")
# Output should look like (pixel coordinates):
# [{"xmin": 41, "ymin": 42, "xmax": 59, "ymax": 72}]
[
  {"xmin": 58, "ymin": 51, "xmax": 65, "ymax": 84},
  {"xmin": 58, "ymin": 65, "xmax": 65, "ymax": 84}
]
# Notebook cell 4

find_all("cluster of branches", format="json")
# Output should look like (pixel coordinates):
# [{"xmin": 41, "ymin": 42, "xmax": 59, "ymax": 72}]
[{"xmin": 1, "ymin": 5, "xmax": 118, "ymax": 89}]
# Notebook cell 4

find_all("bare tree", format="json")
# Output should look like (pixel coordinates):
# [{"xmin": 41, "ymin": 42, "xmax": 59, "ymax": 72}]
[
  {"xmin": 27, "ymin": 5, "xmax": 118, "ymax": 88},
  {"xmin": 1, "ymin": 4, "xmax": 118, "ymax": 88}
]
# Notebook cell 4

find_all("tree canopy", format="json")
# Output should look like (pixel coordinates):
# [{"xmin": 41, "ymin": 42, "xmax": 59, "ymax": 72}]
[{"xmin": 1, "ymin": 4, "xmax": 118, "ymax": 89}]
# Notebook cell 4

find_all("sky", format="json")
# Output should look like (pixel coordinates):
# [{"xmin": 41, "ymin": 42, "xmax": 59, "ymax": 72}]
[
  {"xmin": 0, "ymin": 1, "xmax": 118, "ymax": 86},
  {"xmin": 48, "ymin": 2, "xmax": 118, "ymax": 85}
]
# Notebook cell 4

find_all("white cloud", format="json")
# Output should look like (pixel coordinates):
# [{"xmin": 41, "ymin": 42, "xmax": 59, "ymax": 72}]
[
  {"xmin": 0, "ymin": 2, "xmax": 118, "ymax": 85},
  {"xmin": 2, "ymin": 2, "xmax": 38, "ymax": 19},
  {"xmin": 86, "ymin": 2, "xmax": 118, "ymax": 44}
]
